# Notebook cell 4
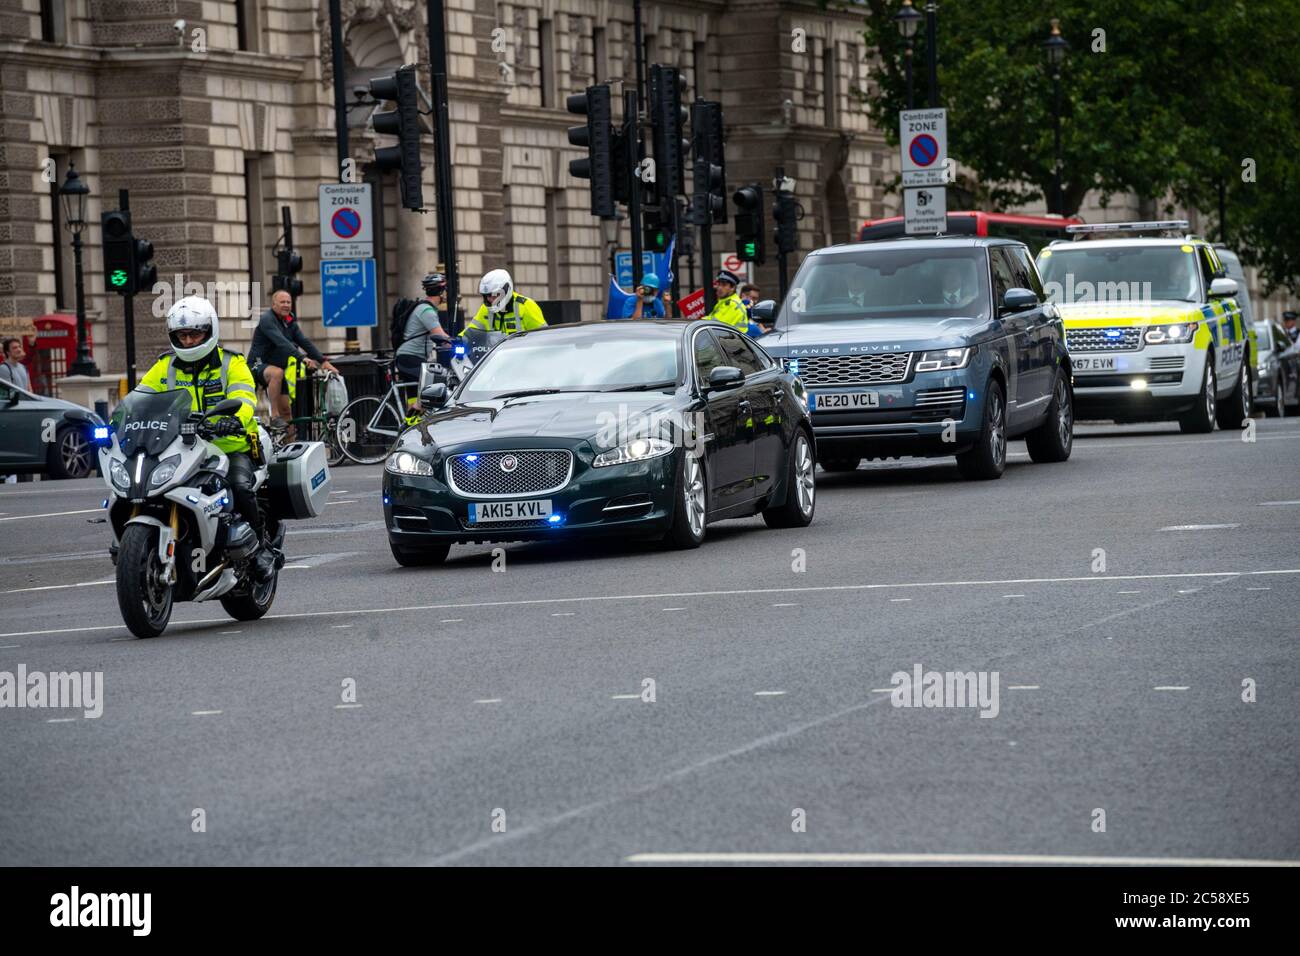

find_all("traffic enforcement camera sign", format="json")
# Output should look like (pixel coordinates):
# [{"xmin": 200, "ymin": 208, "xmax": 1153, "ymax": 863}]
[
  {"xmin": 900, "ymin": 108, "xmax": 947, "ymax": 187},
  {"xmin": 319, "ymin": 183, "xmax": 373, "ymax": 260},
  {"xmin": 904, "ymin": 186, "xmax": 946, "ymax": 235}
]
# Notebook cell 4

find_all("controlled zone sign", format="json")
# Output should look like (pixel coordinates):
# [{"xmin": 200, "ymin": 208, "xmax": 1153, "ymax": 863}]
[
  {"xmin": 899, "ymin": 108, "xmax": 947, "ymax": 187},
  {"xmin": 319, "ymin": 183, "xmax": 374, "ymax": 259},
  {"xmin": 904, "ymin": 186, "xmax": 947, "ymax": 235},
  {"xmin": 321, "ymin": 258, "xmax": 378, "ymax": 328}
]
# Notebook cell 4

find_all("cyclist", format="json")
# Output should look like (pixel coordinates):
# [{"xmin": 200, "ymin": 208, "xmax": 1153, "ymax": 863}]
[
  {"xmin": 465, "ymin": 269, "xmax": 547, "ymax": 335},
  {"xmin": 396, "ymin": 272, "xmax": 451, "ymax": 383}
]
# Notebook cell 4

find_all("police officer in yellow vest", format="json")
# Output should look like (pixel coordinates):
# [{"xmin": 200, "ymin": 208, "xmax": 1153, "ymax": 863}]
[
  {"xmin": 708, "ymin": 269, "xmax": 750, "ymax": 330},
  {"xmin": 137, "ymin": 296, "xmax": 275, "ymax": 581},
  {"xmin": 466, "ymin": 269, "xmax": 548, "ymax": 334}
]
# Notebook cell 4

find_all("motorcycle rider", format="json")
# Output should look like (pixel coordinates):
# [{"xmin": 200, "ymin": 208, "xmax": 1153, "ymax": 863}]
[
  {"xmin": 465, "ymin": 269, "xmax": 548, "ymax": 335},
  {"xmin": 136, "ymin": 296, "xmax": 276, "ymax": 581}
]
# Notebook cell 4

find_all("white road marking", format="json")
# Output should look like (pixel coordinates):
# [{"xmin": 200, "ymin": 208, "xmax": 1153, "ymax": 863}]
[
  {"xmin": 770, "ymin": 603, "xmax": 799, "ymax": 607},
  {"xmin": 191, "ymin": 710, "xmax": 222, "ymax": 716},
  {"xmin": 889, "ymin": 598, "xmax": 912, "ymax": 603},
  {"xmin": 2, "ymin": 579, "xmax": 113, "ymax": 595},
  {"xmin": 1003, "ymin": 594, "xmax": 1025, "ymax": 598},
  {"xmin": 334, "ymin": 704, "xmax": 363, "ymax": 710},
  {"xmin": 6, "ymin": 567, "xmax": 1300, "ymax": 640},
  {"xmin": 0, "ymin": 508, "xmax": 102, "ymax": 522},
  {"xmin": 1160, "ymin": 524, "xmax": 1239, "ymax": 531},
  {"xmin": 1007, "ymin": 685, "xmax": 1039, "ymax": 690},
  {"xmin": 1247, "ymin": 587, "xmax": 1271, "ymax": 591},
  {"xmin": 220, "ymin": 630, "xmax": 242, "ymax": 635},
  {"xmin": 329, "ymin": 500, "xmax": 358, "ymax": 505},
  {"xmin": 331, "ymin": 624, "xmax": 353, "ymax": 629},
  {"xmin": 611, "ymin": 694, "xmax": 640, "ymax": 700},
  {"xmin": 0, "ymin": 644, "xmax": 20, "ymax": 649},
  {"xmin": 282, "ymin": 564, "xmax": 311, "ymax": 569},
  {"xmin": 624, "ymin": 852, "xmax": 1300, "ymax": 867},
  {"xmin": 870, "ymin": 688, "xmax": 894, "ymax": 693},
  {"xmin": 754, "ymin": 691, "xmax": 786, "ymax": 697},
  {"xmin": 662, "ymin": 607, "xmax": 686, "ymax": 612},
  {"xmin": 1118, "ymin": 590, "xmax": 1141, "ymax": 594},
  {"xmin": 440, "ymin": 618, "xmax": 463, "ymax": 624},
  {"xmin": 1178, "ymin": 589, "xmax": 1200, "ymax": 594},
  {"xmin": 329, "ymin": 490, "xmax": 351, "ymax": 495},
  {"xmin": 108, "ymin": 638, "xmax": 133, "ymax": 643},
  {"xmin": 46, "ymin": 718, "xmax": 77, "ymax": 723},
  {"xmin": 551, "ymin": 612, "xmax": 575, "ymax": 617},
  {"xmin": 1154, "ymin": 686, "xmax": 1189, "ymax": 691},
  {"xmin": 1258, "ymin": 500, "xmax": 1300, "ymax": 506},
  {"xmin": 474, "ymin": 698, "xmax": 502, "ymax": 704}
]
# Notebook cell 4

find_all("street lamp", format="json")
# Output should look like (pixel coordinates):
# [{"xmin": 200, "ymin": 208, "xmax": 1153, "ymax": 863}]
[
  {"xmin": 59, "ymin": 162, "xmax": 99, "ymax": 377},
  {"xmin": 894, "ymin": 0, "xmax": 922, "ymax": 110},
  {"xmin": 924, "ymin": 1, "xmax": 939, "ymax": 109},
  {"xmin": 1043, "ymin": 18, "xmax": 1069, "ymax": 216}
]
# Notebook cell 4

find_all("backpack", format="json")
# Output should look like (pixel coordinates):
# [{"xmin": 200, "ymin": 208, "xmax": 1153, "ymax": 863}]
[{"xmin": 389, "ymin": 297, "xmax": 422, "ymax": 352}]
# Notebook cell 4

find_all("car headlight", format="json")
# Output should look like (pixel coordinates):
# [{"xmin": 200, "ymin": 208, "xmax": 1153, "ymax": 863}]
[
  {"xmin": 915, "ymin": 347, "xmax": 972, "ymax": 372},
  {"xmin": 1144, "ymin": 322, "xmax": 1198, "ymax": 344},
  {"xmin": 109, "ymin": 458, "xmax": 131, "ymax": 492},
  {"xmin": 148, "ymin": 455, "xmax": 182, "ymax": 488},
  {"xmin": 385, "ymin": 451, "xmax": 435, "ymax": 476},
  {"xmin": 592, "ymin": 437, "xmax": 674, "ymax": 468}
]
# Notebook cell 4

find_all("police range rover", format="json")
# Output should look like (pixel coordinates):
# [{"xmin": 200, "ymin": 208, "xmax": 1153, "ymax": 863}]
[
  {"xmin": 1035, "ymin": 221, "xmax": 1255, "ymax": 433},
  {"xmin": 753, "ymin": 236, "xmax": 1073, "ymax": 481}
]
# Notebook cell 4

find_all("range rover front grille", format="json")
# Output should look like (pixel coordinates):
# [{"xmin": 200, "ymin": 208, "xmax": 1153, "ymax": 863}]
[
  {"xmin": 1066, "ymin": 327, "xmax": 1142, "ymax": 352},
  {"xmin": 789, "ymin": 352, "xmax": 913, "ymax": 387}
]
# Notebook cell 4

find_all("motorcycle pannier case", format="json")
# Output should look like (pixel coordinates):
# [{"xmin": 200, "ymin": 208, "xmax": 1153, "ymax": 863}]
[{"xmin": 268, "ymin": 441, "xmax": 331, "ymax": 519}]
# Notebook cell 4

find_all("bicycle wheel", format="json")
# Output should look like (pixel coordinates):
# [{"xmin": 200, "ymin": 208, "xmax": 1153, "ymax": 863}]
[
  {"xmin": 337, "ymin": 395, "xmax": 403, "ymax": 465},
  {"xmin": 324, "ymin": 419, "xmax": 346, "ymax": 466}
]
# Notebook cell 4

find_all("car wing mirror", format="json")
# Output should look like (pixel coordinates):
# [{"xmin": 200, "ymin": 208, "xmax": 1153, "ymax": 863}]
[
  {"xmin": 1209, "ymin": 277, "xmax": 1238, "ymax": 298},
  {"xmin": 1001, "ymin": 287, "xmax": 1039, "ymax": 313},
  {"xmin": 706, "ymin": 366, "xmax": 745, "ymax": 391},
  {"xmin": 420, "ymin": 383, "xmax": 449, "ymax": 408},
  {"xmin": 751, "ymin": 299, "xmax": 777, "ymax": 324}
]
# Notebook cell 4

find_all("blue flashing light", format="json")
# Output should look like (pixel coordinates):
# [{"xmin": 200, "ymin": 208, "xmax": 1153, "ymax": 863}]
[
  {"xmin": 1103, "ymin": 328, "xmax": 1124, "ymax": 337},
  {"xmin": 101, "ymin": 498, "xmax": 109, "ymax": 509},
  {"xmin": 220, "ymin": 497, "xmax": 229, "ymax": 507},
  {"xmin": 967, "ymin": 389, "xmax": 976, "ymax": 401},
  {"xmin": 186, "ymin": 495, "xmax": 199, "ymax": 504},
  {"xmin": 92, "ymin": 426, "xmax": 110, "ymax": 441},
  {"xmin": 465, "ymin": 454, "xmax": 478, "ymax": 463},
  {"xmin": 454, "ymin": 344, "xmax": 467, "ymax": 356},
  {"xmin": 383, "ymin": 494, "xmax": 391, "ymax": 506},
  {"xmin": 548, "ymin": 513, "xmax": 564, "ymax": 525}
]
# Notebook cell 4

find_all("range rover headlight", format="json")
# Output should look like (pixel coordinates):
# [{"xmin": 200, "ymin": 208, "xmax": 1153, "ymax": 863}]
[
  {"xmin": 109, "ymin": 458, "xmax": 131, "ymax": 492},
  {"xmin": 592, "ymin": 438, "xmax": 674, "ymax": 468},
  {"xmin": 386, "ymin": 451, "xmax": 435, "ymax": 476},
  {"xmin": 915, "ymin": 347, "xmax": 972, "ymax": 372},
  {"xmin": 148, "ymin": 454, "xmax": 182, "ymax": 488},
  {"xmin": 1144, "ymin": 321, "xmax": 1198, "ymax": 344}
]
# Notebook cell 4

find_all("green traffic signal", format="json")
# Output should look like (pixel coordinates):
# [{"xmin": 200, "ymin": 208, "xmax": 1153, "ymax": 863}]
[
  {"xmin": 742, "ymin": 241, "xmax": 757, "ymax": 258},
  {"xmin": 110, "ymin": 269, "xmax": 128, "ymax": 287}
]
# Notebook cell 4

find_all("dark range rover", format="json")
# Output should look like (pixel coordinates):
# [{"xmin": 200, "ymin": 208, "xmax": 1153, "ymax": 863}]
[{"xmin": 755, "ymin": 237, "xmax": 1075, "ymax": 480}]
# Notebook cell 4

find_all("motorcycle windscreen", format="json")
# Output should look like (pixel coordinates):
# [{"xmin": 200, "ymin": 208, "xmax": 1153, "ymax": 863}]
[
  {"xmin": 111, "ymin": 389, "xmax": 193, "ymax": 457},
  {"xmin": 463, "ymin": 327, "xmax": 509, "ymax": 361}
]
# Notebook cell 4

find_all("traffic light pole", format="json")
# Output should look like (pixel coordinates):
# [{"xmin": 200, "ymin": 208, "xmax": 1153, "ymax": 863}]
[
  {"xmin": 697, "ymin": 172, "xmax": 714, "ymax": 311},
  {"xmin": 427, "ymin": 0, "xmax": 459, "ymax": 334},
  {"xmin": 625, "ymin": 89, "xmax": 643, "ymax": 291},
  {"xmin": 282, "ymin": 206, "xmax": 296, "ymax": 317},
  {"xmin": 120, "ymin": 189, "xmax": 138, "ymax": 389},
  {"xmin": 669, "ymin": 200, "xmax": 682, "ymax": 317}
]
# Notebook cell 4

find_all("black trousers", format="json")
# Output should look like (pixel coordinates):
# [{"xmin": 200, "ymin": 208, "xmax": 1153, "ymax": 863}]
[{"xmin": 226, "ymin": 452, "xmax": 261, "ymax": 534}]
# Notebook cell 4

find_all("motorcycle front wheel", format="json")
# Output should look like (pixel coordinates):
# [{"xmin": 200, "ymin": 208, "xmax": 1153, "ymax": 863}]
[{"xmin": 116, "ymin": 524, "xmax": 174, "ymax": 638}]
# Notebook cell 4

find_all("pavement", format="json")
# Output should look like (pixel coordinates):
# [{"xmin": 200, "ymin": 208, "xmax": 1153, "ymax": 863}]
[{"xmin": 1, "ymin": 419, "xmax": 1297, "ymax": 866}]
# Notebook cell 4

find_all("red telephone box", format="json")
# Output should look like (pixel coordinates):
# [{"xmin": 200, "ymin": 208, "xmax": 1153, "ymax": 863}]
[{"xmin": 19, "ymin": 314, "xmax": 88, "ymax": 396}]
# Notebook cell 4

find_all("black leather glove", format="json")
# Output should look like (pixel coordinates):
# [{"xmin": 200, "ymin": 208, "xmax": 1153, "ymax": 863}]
[{"xmin": 209, "ymin": 416, "xmax": 245, "ymax": 438}]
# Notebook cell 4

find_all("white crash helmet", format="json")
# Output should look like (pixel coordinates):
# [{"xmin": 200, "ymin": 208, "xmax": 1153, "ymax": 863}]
[
  {"xmin": 479, "ymin": 269, "xmax": 514, "ymax": 315},
  {"xmin": 167, "ymin": 296, "xmax": 220, "ymax": 363}
]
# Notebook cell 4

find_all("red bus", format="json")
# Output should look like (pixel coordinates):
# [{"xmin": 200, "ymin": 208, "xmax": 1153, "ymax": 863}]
[{"xmin": 858, "ymin": 211, "xmax": 1085, "ymax": 254}]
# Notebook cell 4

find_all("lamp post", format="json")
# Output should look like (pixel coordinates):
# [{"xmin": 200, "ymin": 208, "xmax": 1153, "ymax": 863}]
[
  {"xmin": 894, "ymin": 0, "xmax": 922, "ymax": 110},
  {"xmin": 1044, "ymin": 19, "xmax": 1069, "ymax": 216},
  {"xmin": 924, "ymin": 1, "xmax": 939, "ymax": 108},
  {"xmin": 59, "ymin": 162, "xmax": 99, "ymax": 377}
]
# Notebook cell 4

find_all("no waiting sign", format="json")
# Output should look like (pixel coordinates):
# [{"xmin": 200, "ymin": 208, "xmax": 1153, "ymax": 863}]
[
  {"xmin": 899, "ymin": 108, "xmax": 947, "ymax": 187},
  {"xmin": 319, "ymin": 183, "xmax": 373, "ymax": 259}
]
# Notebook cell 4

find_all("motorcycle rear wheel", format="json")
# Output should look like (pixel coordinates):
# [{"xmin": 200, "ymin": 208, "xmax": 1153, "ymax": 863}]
[
  {"xmin": 219, "ymin": 570, "xmax": 278, "ymax": 621},
  {"xmin": 116, "ymin": 524, "xmax": 174, "ymax": 638}
]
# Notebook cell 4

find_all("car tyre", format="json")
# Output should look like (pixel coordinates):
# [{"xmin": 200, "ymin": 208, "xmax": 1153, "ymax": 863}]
[
  {"xmin": 389, "ymin": 540, "xmax": 451, "ymax": 567},
  {"xmin": 1025, "ymin": 369, "xmax": 1073, "ymax": 463},
  {"xmin": 956, "ymin": 381, "xmax": 1006, "ymax": 480},
  {"xmin": 763, "ymin": 429, "xmax": 816, "ymax": 528},
  {"xmin": 48, "ymin": 423, "xmax": 94, "ymax": 480},
  {"xmin": 1216, "ymin": 357, "xmax": 1251, "ymax": 430},
  {"xmin": 1179, "ymin": 357, "xmax": 1217, "ymax": 434},
  {"xmin": 663, "ymin": 450, "xmax": 707, "ymax": 550}
]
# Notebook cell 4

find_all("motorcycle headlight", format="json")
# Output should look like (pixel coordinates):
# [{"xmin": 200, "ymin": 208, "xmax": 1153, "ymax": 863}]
[
  {"xmin": 386, "ymin": 451, "xmax": 435, "ymax": 476},
  {"xmin": 1144, "ymin": 321, "xmax": 1198, "ymax": 344},
  {"xmin": 915, "ymin": 347, "xmax": 972, "ymax": 372},
  {"xmin": 592, "ymin": 437, "xmax": 674, "ymax": 468},
  {"xmin": 148, "ymin": 454, "xmax": 182, "ymax": 488},
  {"xmin": 109, "ymin": 458, "xmax": 131, "ymax": 492}
]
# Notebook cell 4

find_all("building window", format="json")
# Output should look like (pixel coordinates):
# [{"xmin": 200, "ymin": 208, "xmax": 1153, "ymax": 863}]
[
  {"xmin": 593, "ymin": 26, "xmax": 607, "ymax": 82},
  {"xmin": 539, "ymin": 18, "xmax": 555, "ymax": 107},
  {"xmin": 40, "ymin": 0, "xmax": 66, "ymax": 43},
  {"xmin": 235, "ymin": 0, "xmax": 263, "ymax": 54},
  {"xmin": 823, "ymin": 39, "xmax": 839, "ymax": 126},
  {"xmin": 243, "ymin": 156, "xmax": 267, "ymax": 294},
  {"xmin": 693, "ymin": 40, "xmax": 708, "ymax": 100},
  {"xmin": 545, "ymin": 188, "xmax": 561, "ymax": 299},
  {"xmin": 47, "ymin": 155, "xmax": 68, "ymax": 309}
]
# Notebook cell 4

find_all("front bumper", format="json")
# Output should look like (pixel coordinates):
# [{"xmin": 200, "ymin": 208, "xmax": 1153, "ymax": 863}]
[
  {"xmin": 1069, "ymin": 342, "xmax": 1204, "ymax": 419},
  {"xmin": 383, "ymin": 446, "xmax": 679, "ymax": 545}
]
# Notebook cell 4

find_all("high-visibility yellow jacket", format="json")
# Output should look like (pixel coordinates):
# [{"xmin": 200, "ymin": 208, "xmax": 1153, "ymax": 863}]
[
  {"xmin": 466, "ymin": 292, "xmax": 548, "ymax": 334},
  {"xmin": 707, "ymin": 293, "xmax": 750, "ymax": 331},
  {"xmin": 136, "ymin": 347, "xmax": 257, "ymax": 454}
]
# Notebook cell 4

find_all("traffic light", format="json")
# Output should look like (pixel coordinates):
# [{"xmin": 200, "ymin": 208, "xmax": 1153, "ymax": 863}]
[
  {"xmin": 101, "ymin": 210, "xmax": 134, "ymax": 295},
  {"xmin": 273, "ymin": 248, "xmax": 304, "ymax": 298},
  {"xmin": 649, "ymin": 65, "xmax": 689, "ymax": 209},
  {"xmin": 642, "ymin": 207, "xmax": 671, "ymax": 253},
  {"xmin": 690, "ymin": 100, "xmax": 727, "ymax": 225},
  {"xmin": 733, "ymin": 184, "xmax": 765, "ymax": 265},
  {"xmin": 133, "ymin": 236, "xmax": 157, "ymax": 295},
  {"xmin": 774, "ymin": 189, "xmax": 800, "ymax": 255},
  {"xmin": 566, "ymin": 83, "xmax": 616, "ymax": 218},
  {"xmin": 370, "ymin": 64, "xmax": 424, "ymax": 211}
]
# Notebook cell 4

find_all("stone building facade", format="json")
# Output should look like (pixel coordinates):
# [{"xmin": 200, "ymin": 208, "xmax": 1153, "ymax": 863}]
[{"xmin": 1, "ymin": 0, "xmax": 895, "ymax": 377}]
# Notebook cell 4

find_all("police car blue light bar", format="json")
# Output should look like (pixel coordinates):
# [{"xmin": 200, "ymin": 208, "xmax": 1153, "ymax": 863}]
[{"xmin": 1065, "ymin": 220, "xmax": 1189, "ymax": 236}]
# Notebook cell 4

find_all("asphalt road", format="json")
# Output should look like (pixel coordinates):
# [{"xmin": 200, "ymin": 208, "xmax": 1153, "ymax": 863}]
[{"xmin": 2, "ymin": 420, "xmax": 1298, "ymax": 866}]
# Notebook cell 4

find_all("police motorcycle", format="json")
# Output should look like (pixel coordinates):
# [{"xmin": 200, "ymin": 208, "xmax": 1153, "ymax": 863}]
[
  {"xmin": 98, "ymin": 390, "xmax": 332, "ymax": 638},
  {"xmin": 420, "ymin": 327, "xmax": 509, "ymax": 396}
]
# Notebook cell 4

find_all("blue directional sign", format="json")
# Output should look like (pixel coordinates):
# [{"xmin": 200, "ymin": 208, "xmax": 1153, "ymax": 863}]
[
  {"xmin": 321, "ymin": 258, "xmax": 377, "ymax": 328},
  {"xmin": 614, "ymin": 251, "xmax": 657, "ymax": 289}
]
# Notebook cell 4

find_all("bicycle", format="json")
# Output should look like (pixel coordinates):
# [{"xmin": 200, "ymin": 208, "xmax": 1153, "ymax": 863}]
[
  {"xmin": 335, "ymin": 358, "xmax": 425, "ymax": 465},
  {"xmin": 265, "ymin": 359, "xmax": 346, "ymax": 466}
]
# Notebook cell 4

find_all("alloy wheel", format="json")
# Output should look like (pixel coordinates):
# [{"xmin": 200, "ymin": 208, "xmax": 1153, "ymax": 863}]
[
  {"xmin": 795, "ymin": 435, "xmax": 815, "ymax": 515},
  {"xmin": 684, "ymin": 454, "xmax": 705, "ymax": 538}
]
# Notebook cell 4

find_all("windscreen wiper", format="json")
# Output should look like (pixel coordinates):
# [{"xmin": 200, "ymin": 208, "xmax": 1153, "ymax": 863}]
[
  {"xmin": 490, "ymin": 388, "xmax": 564, "ymax": 400},
  {"xmin": 601, "ymin": 380, "xmax": 678, "ymax": 392}
]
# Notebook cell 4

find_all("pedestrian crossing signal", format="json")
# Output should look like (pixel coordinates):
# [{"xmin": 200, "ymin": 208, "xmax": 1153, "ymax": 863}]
[{"xmin": 110, "ymin": 269, "xmax": 128, "ymax": 288}]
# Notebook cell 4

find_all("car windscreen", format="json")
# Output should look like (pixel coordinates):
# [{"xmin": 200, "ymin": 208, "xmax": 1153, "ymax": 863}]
[
  {"xmin": 110, "ymin": 389, "xmax": 192, "ymax": 457},
  {"xmin": 458, "ymin": 332, "xmax": 681, "ymax": 399},
  {"xmin": 777, "ymin": 247, "xmax": 990, "ymax": 326},
  {"xmin": 1254, "ymin": 323, "xmax": 1275, "ymax": 355},
  {"xmin": 1037, "ymin": 245, "xmax": 1199, "ymax": 303}
]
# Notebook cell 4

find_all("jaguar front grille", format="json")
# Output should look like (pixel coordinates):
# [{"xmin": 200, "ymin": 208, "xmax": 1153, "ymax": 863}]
[{"xmin": 447, "ymin": 449, "xmax": 573, "ymax": 498}]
